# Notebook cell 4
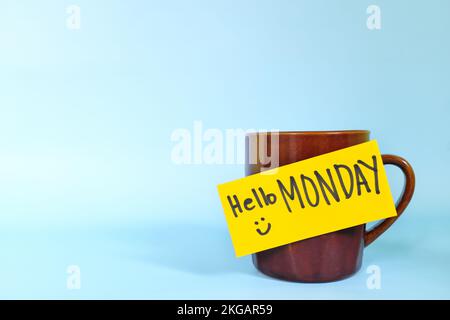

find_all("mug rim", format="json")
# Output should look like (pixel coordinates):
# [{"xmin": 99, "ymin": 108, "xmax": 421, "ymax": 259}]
[{"xmin": 246, "ymin": 130, "xmax": 370, "ymax": 136}]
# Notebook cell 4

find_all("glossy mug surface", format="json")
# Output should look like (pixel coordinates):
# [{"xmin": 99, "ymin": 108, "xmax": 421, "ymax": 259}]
[{"xmin": 245, "ymin": 130, "xmax": 415, "ymax": 282}]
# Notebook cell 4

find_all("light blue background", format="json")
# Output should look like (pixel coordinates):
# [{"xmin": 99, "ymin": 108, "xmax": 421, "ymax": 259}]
[{"xmin": 0, "ymin": 0, "xmax": 449, "ymax": 299}]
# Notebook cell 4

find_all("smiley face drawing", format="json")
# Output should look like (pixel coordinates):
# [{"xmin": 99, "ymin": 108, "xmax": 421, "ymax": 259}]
[{"xmin": 254, "ymin": 217, "xmax": 271, "ymax": 236}]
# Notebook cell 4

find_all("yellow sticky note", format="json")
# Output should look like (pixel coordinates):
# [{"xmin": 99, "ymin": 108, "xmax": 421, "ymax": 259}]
[{"xmin": 217, "ymin": 140, "xmax": 397, "ymax": 257}]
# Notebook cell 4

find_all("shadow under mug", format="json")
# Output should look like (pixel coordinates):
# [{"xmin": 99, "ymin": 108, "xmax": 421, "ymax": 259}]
[{"xmin": 245, "ymin": 130, "xmax": 415, "ymax": 283}]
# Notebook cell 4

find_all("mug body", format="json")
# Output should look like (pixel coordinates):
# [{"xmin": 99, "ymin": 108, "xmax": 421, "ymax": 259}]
[{"xmin": 245, "ymin": 130, "xmax": 370, "ymax": 282}]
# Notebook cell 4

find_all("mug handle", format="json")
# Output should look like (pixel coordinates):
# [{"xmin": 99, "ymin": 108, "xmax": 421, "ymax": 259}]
[{"xmin": 364, "ymin": 154, "xmax": 416, "ymax": 247}]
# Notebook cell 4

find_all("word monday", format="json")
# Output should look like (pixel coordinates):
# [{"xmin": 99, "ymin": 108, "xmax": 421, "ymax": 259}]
[{"xmin": 227, "ymin": 155, "xmax": 380, "ymax": 216}]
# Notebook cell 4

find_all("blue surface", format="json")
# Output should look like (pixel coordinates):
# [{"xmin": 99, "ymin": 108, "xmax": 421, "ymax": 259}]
[{"xmin": 0, "ymin": 0, "xmax": 449, "ymax": 299}]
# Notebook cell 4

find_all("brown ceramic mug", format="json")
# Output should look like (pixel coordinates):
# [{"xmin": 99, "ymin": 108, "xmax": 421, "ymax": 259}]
[{"xmin": 245, "ymin": 130, "xmax": 415, "ymax": 282}]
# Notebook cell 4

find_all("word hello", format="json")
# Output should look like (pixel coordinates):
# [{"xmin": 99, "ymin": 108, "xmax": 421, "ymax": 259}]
[{"xmin": 227, "ymin": 155, "xmax": 380, "ymax": 216}]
